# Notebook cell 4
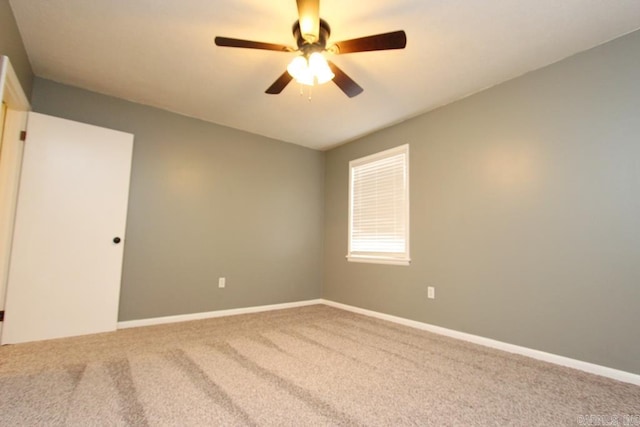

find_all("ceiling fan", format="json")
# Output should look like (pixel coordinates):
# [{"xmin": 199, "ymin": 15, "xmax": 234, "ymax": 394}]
[{"xmin": 214, "ymin": 0, "xmax": 407, "ymax": 98}]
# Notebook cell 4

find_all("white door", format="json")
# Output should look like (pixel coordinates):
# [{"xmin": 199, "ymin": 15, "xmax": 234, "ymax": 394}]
[{"xmin": 1, "ymin": 112, "xmax": 133, "ymax": 344}]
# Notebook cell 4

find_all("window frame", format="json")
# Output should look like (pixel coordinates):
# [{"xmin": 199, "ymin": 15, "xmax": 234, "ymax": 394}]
[{"xmin": 347, "ymin": 144, "xmax": 410, "ymax": 266}]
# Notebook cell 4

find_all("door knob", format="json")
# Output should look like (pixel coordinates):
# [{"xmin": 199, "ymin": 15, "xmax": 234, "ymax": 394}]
[{"xmin": 113, "ymin": 237, "xmax": 121, "ymax": 244}]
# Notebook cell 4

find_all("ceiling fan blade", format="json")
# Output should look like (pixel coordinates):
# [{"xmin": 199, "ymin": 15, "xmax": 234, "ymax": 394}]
[
  {"xmin": 332, "ymin": 30, "xmax": 407, "ymax": 54},
  {"xmin": 296, "ymin": 0, "xmax": 320, "ymax": 43},
  {"xmin": 265, "ymin": 71, "xmax": 294, "ymax": 94},
  {"xmin": 215, "ymin": 36, "xmax": 292, "ymax": 52},
  {"xmin": 327, "ymin": 61, "xmax": 363, "ymax": 98}
]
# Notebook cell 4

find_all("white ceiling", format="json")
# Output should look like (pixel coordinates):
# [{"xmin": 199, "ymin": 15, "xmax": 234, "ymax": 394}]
[{"xmin": 9, "ymin": 0, "xmax": 640, "ymax": 150}]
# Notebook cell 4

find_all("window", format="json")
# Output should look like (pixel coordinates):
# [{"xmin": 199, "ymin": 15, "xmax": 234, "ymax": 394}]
[{"xmin": 348, "ymin": 144, "xmax": 410, "ymax": 265}]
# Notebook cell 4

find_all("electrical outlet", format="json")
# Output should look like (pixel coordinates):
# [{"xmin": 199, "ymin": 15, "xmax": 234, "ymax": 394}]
[
  {"xmin": 427, "ymin": 286, "xmax": 435, "ymax": 299},
  {"xmin": 218, "ymin": 277, "xmax": 226, "ymax": 288}
]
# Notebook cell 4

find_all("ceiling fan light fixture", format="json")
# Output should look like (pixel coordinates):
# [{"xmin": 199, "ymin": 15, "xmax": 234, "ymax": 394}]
[
  {"xmin": 297, "ymin": 69, "xmax": 315, "ymax": 86},
  {"xmin": 287, "ymin": 56, "xmax": 306, "ymax": 76},
  {"xmin": 287, "ymin": 53, "xmax": 334, "ymax": 86},
  {"xmin": 309, "ymin": 52, "xmax": 334, "ymax": 84},
  {"xmin": 287, "ymin": 56, "xmax": 313, "ymax": 85}
]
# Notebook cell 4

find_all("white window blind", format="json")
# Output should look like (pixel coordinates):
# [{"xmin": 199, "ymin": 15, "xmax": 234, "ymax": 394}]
[{"xmin": 348, "ymin": 144, "xmax": 410, "ymax": 265}]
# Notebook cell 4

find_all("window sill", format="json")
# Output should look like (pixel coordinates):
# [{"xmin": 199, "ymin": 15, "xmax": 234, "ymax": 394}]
[{"xmin": 346, "ymin": 255, "xmax": 411, "ymax": 266}]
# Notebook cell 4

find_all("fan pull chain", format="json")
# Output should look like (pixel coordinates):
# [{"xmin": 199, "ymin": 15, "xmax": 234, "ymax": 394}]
[{"xmin": 298, "ymin": 83, "xmax": 313, "ymax": 101}]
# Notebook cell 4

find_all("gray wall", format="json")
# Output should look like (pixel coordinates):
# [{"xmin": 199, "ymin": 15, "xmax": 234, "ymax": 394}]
[
  {"xmin": 11, "ymin": 0, "xmax": 639, "ymax": 374},
  {"xmin": 324, "ymin": 30, "xmax": 640, "ymax": 374},
  {"xmin": 31, "ymin": 78, "xmax": 324, "ymax": 321},
  {"xmin": 0, "ymin": 0, "xmax": 33, "ymax": 97}
]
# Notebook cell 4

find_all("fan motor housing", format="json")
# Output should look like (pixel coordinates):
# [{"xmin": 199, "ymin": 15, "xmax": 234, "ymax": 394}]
[{"xmin": 293, "ymin": 19, "xmax": 331, "ymax": 54}]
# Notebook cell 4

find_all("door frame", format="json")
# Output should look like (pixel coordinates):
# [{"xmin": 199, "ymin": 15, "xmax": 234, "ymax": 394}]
[{"xmin": 0, "ymin": 56, "xmax": 30, "ymax": 336}]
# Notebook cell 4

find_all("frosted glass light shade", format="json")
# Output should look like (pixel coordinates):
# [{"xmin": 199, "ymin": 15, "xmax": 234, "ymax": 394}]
[
  {"xmin": 287, "ymin": 56, "xmax": 313, "ymax": 86},
  {"xmin": 287, "ymin": 53, "xmax": 334, "ymax": 86},
  {"xmin": 309, "ymin": 52, "xmax": 334, "ymax": 84}
]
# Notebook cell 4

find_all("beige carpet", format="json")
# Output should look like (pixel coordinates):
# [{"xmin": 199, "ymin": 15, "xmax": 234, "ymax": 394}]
[{"xmin": 0, "ymin": 304, "xmax": 638, "ymax": 426}]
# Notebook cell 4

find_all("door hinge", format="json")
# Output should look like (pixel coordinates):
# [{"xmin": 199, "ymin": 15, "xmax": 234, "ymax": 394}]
[
  {"xmin": 20, "ymin": 130, "xmax": 27, "ymax": 141},
  {"xmin": 0, "ymin": 310, "xmax": 4, "ymax": 321}
]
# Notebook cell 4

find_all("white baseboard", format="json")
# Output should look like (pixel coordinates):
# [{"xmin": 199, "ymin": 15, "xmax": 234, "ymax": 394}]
[
  {"xmin": 117, "ymin": 299, "xmax": 323, "ymax": 329},
  {"xmin": 116, "ymin": 297, "xmax": 639, "ymax": 386},
  {"xmin": 321, "ymin": 299, "xmax": 640, "ymax": 386}
]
